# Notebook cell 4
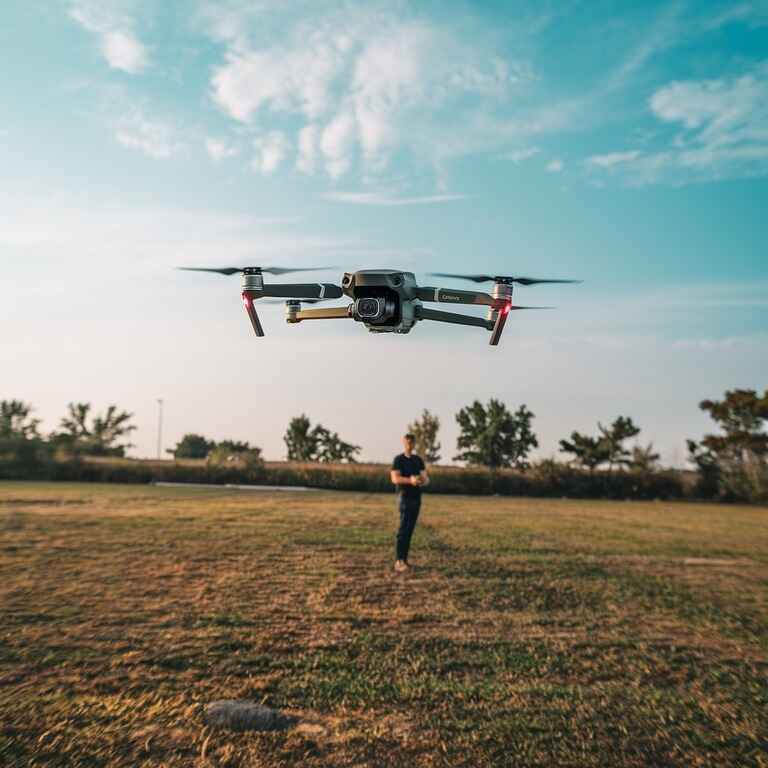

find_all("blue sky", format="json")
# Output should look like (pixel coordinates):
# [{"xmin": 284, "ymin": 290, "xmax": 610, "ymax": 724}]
[{"xmin": 1, "ymin": 0, "xmax": 767, "ymax": 464}]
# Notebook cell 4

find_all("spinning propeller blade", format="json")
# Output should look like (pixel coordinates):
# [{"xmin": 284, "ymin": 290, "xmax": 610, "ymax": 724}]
[
  {"xmin": 430, "ymin": 272, "xmax": 580, "ymax": 286},
  {"xmin": 178, "ymin": 265, "xmax": 337, "ymax": 276},
  {"xmin": 260, "ymin": 298, "xmax": 337, "ymax": 305}
]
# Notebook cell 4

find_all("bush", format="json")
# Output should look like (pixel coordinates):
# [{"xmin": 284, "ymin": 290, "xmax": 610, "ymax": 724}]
[
  {"xmin": 0, "ymin": 454, "xmax": 703, "ymax": 502},
  {"xmin": 0, "ymin": 437, "xmax": 54, "ymax": 479},
  {"xmin": 207, "ymin": 446, "xmax": 265, "ymax": 480}
]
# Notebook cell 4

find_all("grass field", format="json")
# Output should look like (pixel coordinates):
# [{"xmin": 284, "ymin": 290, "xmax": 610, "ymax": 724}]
[{"xmin": 1, "ymin": 483, "xmax": 766, "ymax": 767}]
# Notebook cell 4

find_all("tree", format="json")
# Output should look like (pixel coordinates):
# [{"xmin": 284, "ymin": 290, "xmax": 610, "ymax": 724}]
[
  {"xmin": 599, "ymin": 416, "xmax": 641, "ymax": 471},
  {"xmin": 0, "ymin": 400, "xmax": 40, "ymax": 439},
  {"xmin": 629, "ymin": 442, "xmax": 660, "ymax": 473},
  {"xmin": 284, "ymin": 414, "xmax": 319, "ymax": 461},
  {"xmin": 312, "ymin": 426, "xmax": 361, "ymax": 463},
  {"xmin": 168, "ymin": 433, "xmax": 215, "ymax": 459},
  {"xmin": 560, "ymin": 415, "xmax": 640, "ymax": 473},
  {"xmin": 688, "ymin": 388, "xmax": 768, "ymax": 501},
  {"xmin": 407, "ymin": 409, "xmax": 441, "ymax": 464},
  {"xmin": 454, "ymin": 399, "xmax": 538, "ymax": 470},
  {"xmin": 91, "ymin": 406, "xmax": 136, "ymax": 455},
  {"xmin": 284, "ymin": 415, "xmax": 360, "ymax": 463},
  {"xmin": 0, "ymin": 400, "xmax": 49, "ymax": 473},
  {"xmin": 686, "ymin": 439, "xmax": 721, "ymax": 498},
  {"xmin": 559, "ymin": 432, "xmax": 610, "ymax": 473},
  {"xmin": 58, "ymin": 402, "xmax": 91, "ymax": 441},
  {"xmin": 52, "ymin": 402, "xmax": 136, "ymax": 456}
]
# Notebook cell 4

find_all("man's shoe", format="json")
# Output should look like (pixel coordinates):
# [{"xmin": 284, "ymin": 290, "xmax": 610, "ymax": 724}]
[{"xmin": 394, "ymin": 560, "xmax": 407, "ymax": 572}]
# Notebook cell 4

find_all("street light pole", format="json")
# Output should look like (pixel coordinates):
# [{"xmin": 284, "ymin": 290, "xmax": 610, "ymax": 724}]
[{"xmin": 157, "ymin": 398, "xmax": 164, "ymax": 459}]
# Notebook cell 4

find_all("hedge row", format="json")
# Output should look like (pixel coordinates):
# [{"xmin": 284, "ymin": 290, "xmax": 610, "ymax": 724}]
[{"xmin": 0, "ymin": 448, "xmax": 688, "ymax": 500}]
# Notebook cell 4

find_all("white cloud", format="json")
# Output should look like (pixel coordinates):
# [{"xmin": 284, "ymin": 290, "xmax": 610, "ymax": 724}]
[
  {"xmin": 100, "ymin": 29, "xmax": 147, "ymax": 73},
  {"xmin": 68, "ymin": 3, "xmax": 148, "ymax": 74},
  {"xmin": 211, "ymin": 44, "xmax": 341, "ymax": 122},
  {"xmin": 590, "ymin": 63, "xmax": 768, "ymax": 184},
  {"xmin": 205, "ymin": 137, "xmax": 239, "ymax": 161},
  {"xmin": 115, "ymin": 112, "xmax": 183, "ymax": 158},
  {"xmin": 323, "ymin": 191, "xmax": 466, "ymax": 206},
  {"xmin": 587, "ymin": 151, "xmax": 641, "ymax": 168},
  {"xmin": 296, "ymin": 124, "xmax": 319, "ymax": 174},
  {"xmin": 204, "ymin": 4, "xmax": 522, "ymax": 180},
  {"xmin": 320, "ymin": 111, "xmax": 356, "ymax": 178},
  {"xmin": 650, "ymin": 69, "xmax": 768, "ymax": 144},
  {"xmin": 504, "ymin": 147, "xmax": 540, "ymax": 163},
  {"xmin": 546, "ymin": 158, "xmax": 564, "ymax": 173},
  {"xmin": 252, "ymin": 131, "xmax": 289, "ymax": 174}
]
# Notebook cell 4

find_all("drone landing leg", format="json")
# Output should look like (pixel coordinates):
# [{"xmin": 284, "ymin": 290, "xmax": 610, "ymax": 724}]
[
  {"xmin": 489, "ymin": 308, "xmax": 510, "ymax": 346},
  {"xmin": 241, "ymin": 292, "xmax": 265, "ymax": 337}
]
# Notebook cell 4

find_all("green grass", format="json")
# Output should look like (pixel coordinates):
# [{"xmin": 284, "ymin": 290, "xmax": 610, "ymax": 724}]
[{"xmin": 1, "ymin": 482, "xmax": 766, "ymax": 767}]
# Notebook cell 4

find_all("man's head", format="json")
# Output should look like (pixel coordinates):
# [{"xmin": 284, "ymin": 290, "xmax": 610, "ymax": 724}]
[{"xmin": 403, "ymin": 433, "xmax": 416, "ymax": 455}]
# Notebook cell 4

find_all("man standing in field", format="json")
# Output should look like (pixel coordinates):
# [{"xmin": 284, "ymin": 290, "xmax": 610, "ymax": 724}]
[{"xmin": 390, "ymin": 433, "xmax": 429, "ymax": 572}]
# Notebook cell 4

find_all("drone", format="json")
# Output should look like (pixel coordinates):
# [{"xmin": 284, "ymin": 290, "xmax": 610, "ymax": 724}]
[{"xmin": 180, "ymin": 266, "xmax": 580, "ymax": 346}]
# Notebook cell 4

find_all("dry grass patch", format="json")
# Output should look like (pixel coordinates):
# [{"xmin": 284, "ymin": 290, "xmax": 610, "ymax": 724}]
[{"xmin": 1, "ymin": 482, "xmax": 766, "ymax": 767}]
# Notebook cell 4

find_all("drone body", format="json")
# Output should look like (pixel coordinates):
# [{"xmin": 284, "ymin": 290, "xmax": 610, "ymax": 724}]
[{"xmin": 181, "ymin": 265, "xmax": 579, "ymax": 346}]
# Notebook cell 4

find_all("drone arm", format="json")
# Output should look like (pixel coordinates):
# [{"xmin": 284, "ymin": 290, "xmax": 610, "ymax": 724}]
[
  {"xmin": 415, "ymin": 306, "xmax": 493, "ymax": 330},
  {"xmin": 261, "ymin": 283, "xmax": 343, "ymax": 300},
  {"xmin": 288, "ymin": 305, "xmax": 352, "ymax": 322},
  {"xmin": 415, "ymin": 286, "xmax": 499, "ymax": 308}
]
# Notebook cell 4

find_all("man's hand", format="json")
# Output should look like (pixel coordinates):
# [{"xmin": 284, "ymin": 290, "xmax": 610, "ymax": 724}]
[{"xmin": 410, "ymin": 475, "xmax": 423, "ymax": 486}]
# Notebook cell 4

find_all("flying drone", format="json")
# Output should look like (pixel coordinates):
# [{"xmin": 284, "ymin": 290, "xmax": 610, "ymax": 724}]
[{"xmin": 180, "ymin": 266, "xmax": 580, "ymax": 346}]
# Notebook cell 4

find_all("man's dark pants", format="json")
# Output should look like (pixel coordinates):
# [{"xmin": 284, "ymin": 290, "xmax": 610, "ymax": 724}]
[{"xmin": 396, "ymin": 494, "xmax": 421, "ymax": 562}]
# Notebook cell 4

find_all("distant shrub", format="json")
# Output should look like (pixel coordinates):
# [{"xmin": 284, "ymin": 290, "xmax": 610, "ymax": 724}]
[
  {"xmin": 0, "ymin": 437, "xmax": 54, "ymax": 479},
  {"xmin": 168, "ymin": 433, "xmax": 216, "ymax": 459},
  {"xmin": 0, "ymin": 454, "xmax": 703, "ymax": 502},
  {"xmin": 207, "ymin": 445, "xmax": 265, "ymax": 478}
]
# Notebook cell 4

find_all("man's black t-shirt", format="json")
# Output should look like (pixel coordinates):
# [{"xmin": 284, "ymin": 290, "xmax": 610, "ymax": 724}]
[{"xmin": 392, "ymin": 453, "xmax": 425, "ymax": 499}]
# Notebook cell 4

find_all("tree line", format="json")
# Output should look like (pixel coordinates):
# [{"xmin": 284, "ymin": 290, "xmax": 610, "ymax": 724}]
[
  {"xmin": 1, "ymin": 401, "xmax": 136, "ymax": 457},
  {"xmin": 2, "ymin": 387, "xmax": 766, "ymax": 502}
]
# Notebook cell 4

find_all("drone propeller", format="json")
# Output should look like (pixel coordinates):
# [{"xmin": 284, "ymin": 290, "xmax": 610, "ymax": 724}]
[
  {"xmin": 259, "ymin": 297, "xmax": 338, "ymax": 305},
  {"xmin": 430, "ymin": 272, "xmax": 580, "ymax": 286},
  {"xmin": 178, "ymin": 265, "xmax": 337, "ymax": 276}
]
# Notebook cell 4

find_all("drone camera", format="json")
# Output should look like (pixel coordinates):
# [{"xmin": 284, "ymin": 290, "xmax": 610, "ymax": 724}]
[
  {"xmin": 356, "ymin": 297, "xmax": 383, "ymax": 318},
  {"xmin": 353, "ymin": 296, "xmax": 397, "ymax": 324}
]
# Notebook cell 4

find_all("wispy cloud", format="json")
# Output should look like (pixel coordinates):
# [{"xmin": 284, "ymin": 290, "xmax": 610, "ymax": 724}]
[
  {"xmin": 587, "ymin": 151, "xmax": 641, "ymax": 168},
  {"xmin": 602, "ymin": 2, "xmax": 685, "ymax": 95},
  {"xmin": 589, "ymin": 62, "xmax": 768, "ymax": 184},
  {"xmin": 703, "ymin": 2, "xmax": 768, "ymax": 30},
  {"xmin": 546, "ymin": 158, "xmax": 564, "ymax": 173},
  {"xmin": 205, "ymin": 137, "xmax": 239, "ymax": 161},
  {"xmin": 115, "ymin": 111, "xmax": 183, "ymax": 158},
  {"xmin": 503, "ymin": 147, "xmax": 540, "ymax": 163},
  {"xmin": 252, "ymin": 131, "xmax": 290, "ymax": 174},
  {"xmin": 323, "ymin": 191, "xmax": 466, "ymax": 206},
  {"xmin": 68, "ymin": 2, "xmax": 148, "ymax": 74}
]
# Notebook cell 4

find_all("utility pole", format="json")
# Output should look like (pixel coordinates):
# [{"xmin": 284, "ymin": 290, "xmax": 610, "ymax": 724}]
[{"xmin": 157, "ymin": 398, "xmax": 164, "ymax": 459}]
